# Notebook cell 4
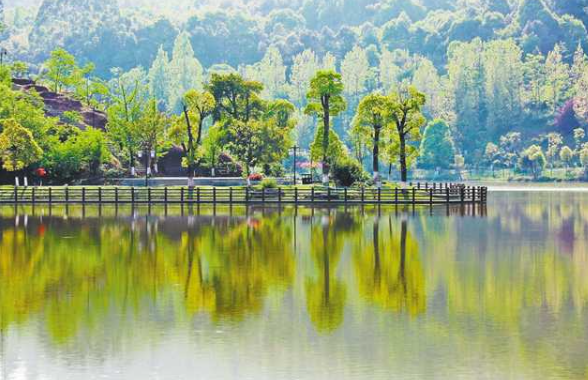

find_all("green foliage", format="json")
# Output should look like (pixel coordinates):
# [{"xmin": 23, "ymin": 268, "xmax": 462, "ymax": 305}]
[
  {"xmin": 259, "ymin": 178, "xmax": 278, "ymax": 189},
  {"xmin": 520, "ymin": 144, "xmax": 547, "ymax": 178},
  {"xmin": 560, "ymin": 145, "xmax": 573, "ymax": 167},
  {"xmin": 352, "ymin": 93, "xmax": 390, "ymax": 176},
  {"xmin": 419, "ymin": 119, "xmax": 455, "ymax": 170},
  {"xmin": 0, "ymin": 118, "xmax": 43, "ymax": 171},
  {"xmin": 43, "ymin": 127, "xmax": 109, "ymax": 182},
  {"xmin": 43, "ymin": 48, "xmax": 79, "ymax": 93},
  {"xmin": 305, "ymin": 70, "xmax": 346, "ymax": 183},
  {"xmin": 388, "ymin": 86, "xmax": 427, "ymax": 182},
  {"xmin": 332, "ymin": 157, "xmax": 368, "ymax": 187}
]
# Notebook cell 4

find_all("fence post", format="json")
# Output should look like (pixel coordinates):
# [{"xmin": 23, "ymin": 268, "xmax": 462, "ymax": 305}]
[
  {"xmin": 311, "ymin": 187, "xmax": 315, "ymax": 202},
  {"xmin": 361, "ymin": 187, "xmax": 365, "ymax": 203},
  {"xmin": 148, "ymin": 187, "xmax": 152, "ymax": 204},
  {"xmin": 82, "ymin": 187, "xmax": 86, "ymax": 203},
  {"xmin": 181, "ymin": 187, "xmax": 185, "ymax": 203},
  {"xmin": 131, "ymin": 187, "xmax": 135, "ymax": 204},
  {"xmin": 229, "ymin": 187, "xmax": 233, "ymax": 203},
  {"xmin": 65, "ymin": 186, "xmax": 69, "ymax": 203},
  {"xmin": 213, "ymin": 187, "xmax": 217, "ymax": 204},
  {"xmin": 114, "ymin": 187, "xmax": 118, "ymax": 204},
  {"xmin": 262, "ymin": 188, "xmax": 265, "ymax": 203},
  {"xmin": 49, "ymin": 187, "xmax": 52, "ymax": 204},
  {"xmin": 460, "ymin": 186, "xmax": 465, "ymax": 204},
  {"xmin": 32, "ymin": 187, "xmax": 36, "ymax": 204},
  {"xmin": 99, "ymin": 187, "xmax": 103, "ymax": 204},
  {"xmin": 395, "ymin": 188, "xmax": 398, "ymax": 204},
  {"xmin": 245, "ymin": 187, "xmax": 249, "ymax": 203},
  {"xmin": 164, "ymin": 187, "xmax": 168, "ymax": 203},
  {"xmin": 378, "ymin": 187, "xmax": 381, "ymax": 203},
  {"xmin": 446, "ymin": 188, "xmax": 450, "ymax": 204},
  {"xmin": 344, "ymin": 188, "xmax": 348, "ymax": 203},
  {"xmin": 278, "ymin": 187, "xmax": 282, "ymax": 203},
  {"xmin": 295, "ymin": 188, "xmax": 298, "ymax": 204},
  {"xmin": 327, "ymin": 187, "xmax": 331, "ymax": 203},
  {"xmin": 430, "ymin": 188, "xmax": 433, "ymax": 206},
  {"xmin": 412, "ymin": 188, "xmax": 416, "ymax": 204},
  {"xmin": 197, "ymin": 188, "xmax": 201, "ymax": 204}
]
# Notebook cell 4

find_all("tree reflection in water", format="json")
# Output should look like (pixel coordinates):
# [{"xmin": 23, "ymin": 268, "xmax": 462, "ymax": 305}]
[{"xmin": 2, "ymin": 199, "xmax": 588, "ymax": 380}]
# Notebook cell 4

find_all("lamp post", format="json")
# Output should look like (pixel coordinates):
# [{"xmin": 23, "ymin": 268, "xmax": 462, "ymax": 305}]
[{"xmin": 292, "ymin": 145, "xmax": 299, "ymax": 185}]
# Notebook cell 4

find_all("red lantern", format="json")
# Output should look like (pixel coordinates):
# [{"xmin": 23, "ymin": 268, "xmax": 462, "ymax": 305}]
[{"xmin": 35, "ymin": 168, "xmax": 47, "ymax": 177}]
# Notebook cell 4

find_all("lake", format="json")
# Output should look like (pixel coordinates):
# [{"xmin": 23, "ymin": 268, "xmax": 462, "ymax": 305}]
[{"xmin": 1, "ymin": 187, "xmax": 588, "ymax": 379}]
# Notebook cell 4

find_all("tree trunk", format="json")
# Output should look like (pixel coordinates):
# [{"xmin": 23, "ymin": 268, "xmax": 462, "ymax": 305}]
[
  {"xmin": 399, "ymin": 132, "xmax": 408, "ymax": 183},
  {"xmin": 322, "ymin": 96, "xmax": 330, "ymax": 186},
  {"xmin": 373, "ymin": 125, "xmax": 381, "ymax": 186},
  {"xmin": 183, "ymin": 105, "xmax": 196, "ymax": 188}
]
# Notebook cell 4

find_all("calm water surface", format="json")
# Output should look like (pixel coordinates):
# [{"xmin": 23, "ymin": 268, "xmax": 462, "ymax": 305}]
[{"xmin": 1, "ymin": 188, "xmax": 588, "ymax": 379}]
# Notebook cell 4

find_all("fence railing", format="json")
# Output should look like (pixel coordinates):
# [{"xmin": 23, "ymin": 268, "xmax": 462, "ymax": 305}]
[{"xmin": 0, "ymin": 184, "xmax": 487, "ymax": 205}]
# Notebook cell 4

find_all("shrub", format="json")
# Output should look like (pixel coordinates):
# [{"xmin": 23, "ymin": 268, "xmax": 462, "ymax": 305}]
[
  {"xmin": 332, "ymin": 157, "xmax": 368, "ymax": 187},
  {"xmin": 260, "ymin": 178, "xmax": 278, "ymax": 189}
]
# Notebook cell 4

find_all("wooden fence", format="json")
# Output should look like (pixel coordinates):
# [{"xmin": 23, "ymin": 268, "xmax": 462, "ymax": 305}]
[{"xmin": 0, "ymin": 183, "xmax": 487, "ymax": 205}]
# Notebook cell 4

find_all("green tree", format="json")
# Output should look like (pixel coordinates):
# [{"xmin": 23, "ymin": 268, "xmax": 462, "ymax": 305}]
[
  {"xmin": 207, "ymin": 73, "xmax": 265, "ymax": 124},
  {"xmin": 225, "ymin": 120, "xmax": 265, "ymax": 180},
  {"xmin": 560, "ymin": 146, "xmax": 573, "ymax": 172},
  {"xmin": 137, "ymin": 99, "xmax": 170, "ymax": 174},
  {"xmin": 178, "ymin": 90, "xmax": 216, "ymax": 184},
  {"xmin": 105, "ymin": 69, "xmax": 145, "ymax": 175},
  {"xmin": 388, "ymin": 86, "xmax": 427, "ymax": 183},
  {"xmin": 418, "ymin": 119, "xmax": 456, "ymax": 170},
  {"xmin": 168, "ymin": 32, "xmax": 204, "ymax": 112},
  {"xmin": 201, "ymin": 125, "xmax": 223, "ymax": 176},
  {"xmin": 0, "ymin": 118, "xmax": 43, "ymax": 172},
  {"xmin": 43, "ymin": 48, "xmax": 79, "ymax": 93},
  {"xmin": 545, "ymin": 44, "xmax": 570, "ymax": 114},
  {"xmin": 260, "ymin": 99, "xmax": 296, "ymax": 174},
  {"xmin": 148, "ymin": 46, "xmax": 170, "ymax": 111},
  {"xmin": 11, "ymin": 61, "xmax": 28, "ymax": 78},
  {"xmin": 520, "ymin": 144, "xmax": 547, "ymax": 178},
  {"xmin": 304, "ymin": 70, "xmax": 347, "ymax": 185},
  {"xmin": 352, "ymin": 94, "xmax": 390, "ymax": 184},
  {"xmin": 288, "ymin": 49, "xmax": 320, "ymax": 107}
]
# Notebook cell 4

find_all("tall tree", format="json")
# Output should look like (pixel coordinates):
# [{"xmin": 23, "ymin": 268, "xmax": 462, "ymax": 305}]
[
  {"xmin": 387, "ymin": 86, "xmax": 427, "ymax": 183},
  {"xmin": 148, "ymin": 46, "xmax": 170, "ymax": 111},
  {"xmin": 244, "ymin": 46, "xmax": 286, "ymax": 99},
  {"xmin": 44, "ymin": 48, "xmax": 79, "ymax": 93},
  {"xmin": 483, "ymin": 39, "xmax": 524, "ymax": 138},
  {"xmin": 288, "ymin": 49, "xmax": 320, "ymax": 107},
  {"xmin": 105, "ymin": 68, "xmax": 145, "ymax": 175},
  {"xmin": 341, "ymin": 45, "xmax": 371, "ymax": 101},
  {"xmin": 168, "ymin": 32, "xmax": 204, "ymax": 112},
  {"xmin": 379, "ymin": 49, "xmax": 402, "ymax": 93},
  {"xmin": 304, "ymin": 70, "xmax": 347, "ymax": 184},
  {"xmin": 545, "ymin": 44, "xmax": 570, "ymax": 114},
  {"xmin": 136, "ymin": 99, "xmax": 169, "ymax": 174},
  {"xmin": 352, "ymin": 94, "xmax": 390, "ymax": 185},
  {"xmin": 448, "ymin": 39, "xmax": 487, "ymax": 157}
]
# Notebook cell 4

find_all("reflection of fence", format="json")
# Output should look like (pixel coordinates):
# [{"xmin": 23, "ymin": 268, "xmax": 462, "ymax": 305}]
[{"xmin": 0, "ymin": 183, "xmax": 487, "ymax": 205}]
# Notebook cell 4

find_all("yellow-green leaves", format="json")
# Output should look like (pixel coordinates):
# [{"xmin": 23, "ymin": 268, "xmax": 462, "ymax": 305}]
[
  {"xmin": 0, "ymin": 118, "xmax": 43, "ymax": 171},
  {"xmin": 304, "ymin": 70, "xmax": 346, "ymax": 118}
]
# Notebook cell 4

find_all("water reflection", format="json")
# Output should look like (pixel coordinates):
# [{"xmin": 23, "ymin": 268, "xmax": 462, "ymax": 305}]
[{"xmin": 1, "ymin": 194, "xmax": 588, "ymax": 379}]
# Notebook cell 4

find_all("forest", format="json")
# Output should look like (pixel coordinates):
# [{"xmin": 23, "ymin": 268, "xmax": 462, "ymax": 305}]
[{"xmin": 1, "ymin": 0, "xmax": 588, "ymax": 183}]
